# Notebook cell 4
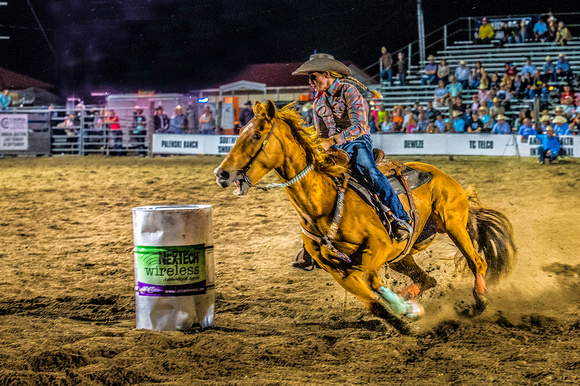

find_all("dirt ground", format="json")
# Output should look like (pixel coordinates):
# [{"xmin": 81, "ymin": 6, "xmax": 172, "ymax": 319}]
[{"xmin": 0, "ymin": 154, "xmax": 579, "ymax": 385}]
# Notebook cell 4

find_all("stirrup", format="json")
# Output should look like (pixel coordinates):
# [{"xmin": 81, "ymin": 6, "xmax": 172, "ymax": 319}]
[
  {"xmin": 392, "ymin": 218, "xmax": 412, "ymax": 242},
  {"xmin": 289, "ymin": 248, "xmax": 316, "ymax": 271}
]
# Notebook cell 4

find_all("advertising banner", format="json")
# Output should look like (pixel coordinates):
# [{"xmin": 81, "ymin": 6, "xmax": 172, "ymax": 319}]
[{"xmin": 0, "ymin": 114, "xmax": 28, "ymax": 151}]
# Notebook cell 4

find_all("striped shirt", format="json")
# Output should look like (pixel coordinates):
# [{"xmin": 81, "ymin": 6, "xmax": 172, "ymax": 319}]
[{"xmin": 313, "ymin": 79, "xmax": 369, "ymax": 145}]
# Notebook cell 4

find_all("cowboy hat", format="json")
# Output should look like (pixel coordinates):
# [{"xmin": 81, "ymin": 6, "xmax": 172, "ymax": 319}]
[
  {"xmin": 428, "ymin": 55, "xmax": 435, "ymax": 60},
  {"xmin": 292, "ymin": 53, "xmax": 352, "ymax": 76},
  {"xmin": 452, "ymin": 110, "xmax": 463, "ymax": 117},
  {"xmin": 545, "ymin": 55, "xmax": 552, "ymax": 61},
  {"xmin": 459, "ymin": 60, "xmax": 466, "ymax": 65},
  {"xmin": 478, "ymin": 83, "xmax": 487, "ymax": 90},
  {"xmin": 555, "ymin": 106, "xmax": 564, "ymax": 112},
  {"xmin": 546, "ymin": 125, "xmax": 555, "ymax": 132},
  {"xmin": 559, "ymin": 53, "xmax": 565, "ymax": 58},
  {"xmin": 553, "ymin": 116, "xmax": 567, "ymax": 124},
  {"xmin": 496, "ymin": 114, "xmax": 507, "ymax": 120},
  {"xmin": 541, "ymin": 115, "xmax": 551, "ymax": 121},
  {"xmin": 244, "ymin": 101, "xmax": 252, "ymax": 106}
]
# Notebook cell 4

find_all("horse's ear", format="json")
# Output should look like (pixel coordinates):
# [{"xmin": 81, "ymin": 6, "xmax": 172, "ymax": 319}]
[
  {"xmin": 265, "ymin": 100, "xmax": 276, "ymax": 121},
  {"xmin": 253, "ymin": 100, "xmax": 264, "ymax": 116}
]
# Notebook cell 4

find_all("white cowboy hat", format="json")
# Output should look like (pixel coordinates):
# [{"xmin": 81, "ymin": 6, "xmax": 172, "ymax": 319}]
[
  {"xmin": 553, "ymin": 116, "xmax": 567, "ymax": 124},
  {"xmin": 292, "ymin": 53, "xmax": 352, "ymax": 76},
  {"xmin": 496, "ymin": 114, "xmax": 508, "ymax": 120}
]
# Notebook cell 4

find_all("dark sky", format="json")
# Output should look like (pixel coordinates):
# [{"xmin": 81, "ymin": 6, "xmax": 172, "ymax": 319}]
[{"xmin": 2, "ymin": 0, "xmax": 578, "ymax": 97}]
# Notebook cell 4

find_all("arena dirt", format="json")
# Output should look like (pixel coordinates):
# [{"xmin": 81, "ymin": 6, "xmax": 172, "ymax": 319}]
[{"xmin": 0, "ymin": 155, "xmax": 579, "ymax": 385}]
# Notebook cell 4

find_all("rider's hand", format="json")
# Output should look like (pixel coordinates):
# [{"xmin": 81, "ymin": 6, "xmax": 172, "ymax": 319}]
[{"xmin": 320, "ymin": 138, "xmax": 335, "ymax": 151}]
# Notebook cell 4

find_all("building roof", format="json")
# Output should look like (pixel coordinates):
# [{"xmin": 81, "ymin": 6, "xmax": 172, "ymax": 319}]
[{"xmin": 0, "ymin": 67, "xmax": 53, "ymax": 90}]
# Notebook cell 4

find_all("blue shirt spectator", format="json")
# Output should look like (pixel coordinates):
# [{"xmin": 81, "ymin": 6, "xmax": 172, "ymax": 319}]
[
  {"xmin": 434, "ymin": 117, "xmax": 446, "ymax": 132},
  {"xmin": 0, "ymin": 90, "xmax": 11, "ymax": 111},
  {"xmin": 492, "ymin": 117, "xmax": 511, "ymax": 134},
  {"xmin": 556, "ymin": 58, "xmax": 570, "ymax": 72},
  {"xmin": 518, "ymin": 123, "xmax": 536, "ymax": 136},
  {"xmin": 452, "ymin": 112, "xmax": 466, "ymax": 133},
  {"xmin": 533, "ymin": 20, "xmax": 548, "ymax": 35},
  {"xmin": 521, "ymin": 59, "xmax": 537, "ymax": 77},
  {"xmin": 537, "ymin": 128, "xmax": 560, "ymax": 164},
  {"xmin": 448, "ymin": 79, "xmax": 463, "ymax": 97}
]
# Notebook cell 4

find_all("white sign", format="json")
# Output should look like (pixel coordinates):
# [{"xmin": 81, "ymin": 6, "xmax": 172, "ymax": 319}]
[
  {"xmin": 0, "ymin": 114, "xmax": 28, "ymax": 151},
  {"xmin": 151, "ymin": 133, "xmax": 579, "ymax": 158},
  {"xmin": 221, "ymin": 103, "xmax": 234, "ymax": 129}
]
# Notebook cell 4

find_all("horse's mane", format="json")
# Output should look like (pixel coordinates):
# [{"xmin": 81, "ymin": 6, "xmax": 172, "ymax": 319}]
[{"xmin": 275, "ymin": 104, "xmax": 347, "ymax": 178}]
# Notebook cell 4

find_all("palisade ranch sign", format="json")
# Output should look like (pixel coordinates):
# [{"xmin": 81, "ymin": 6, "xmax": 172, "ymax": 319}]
[
  {"xmin": 152, "ymin": 133, "xmax": 577, "ymax": 158},
  {"xmin": 0, "ymin": 114, "xmax": 28, "ymax": 151}
]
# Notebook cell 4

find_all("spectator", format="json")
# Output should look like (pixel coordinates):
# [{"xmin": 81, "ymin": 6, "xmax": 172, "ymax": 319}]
[
  {"xmin": 469, "ymin": 94, "xmax": 480, "ymax": 115},
  {"xmin": 476, "ymin": 17, "xmax": 495, "ymax": 44},
  {"xmin": 530, "ymin": 71, "xmax": 548, "ymax": 101},
  {"xmin": 537, "ymin": 126, "xmax": 560, "ymax": 164},
  {"xmin": 543, "ymin": 56, "xmax": 556, "ymax": 83},
  {"xmin": 466, "ymin": 111, "xmax": 485, "ymax": 133},
  {"xmin": 153, "ymin": 106, "xmax": 169, "ymax": 133},
  {"xmin": 552, "ymin": 115, "xmax": 571, "ymax": 136},
  {"xmin": 490, "ymin": 73, "xmax": 501, "ymax": 89},
  {"xmin": 421, "ymin": 55, "xmax": 438, "ymax": 86},
  {"xmin": 561, "ymin": 84, "xmax": 575, "ymax": 105},
  {"xmin": 555, "ymin": 21, "xmax": 573, "ymax": 46},
  {"xmin": 379, "ymin": 46, "xmax": 394, "ymax": 87},
  {"xmin": 571, "ymin": 115, "xmax": 580, "ymax": 134},
  {"xmin": 198, "ymin": 105, "xmax": 215, "ymax": 134},
  {"xmin": 477, "ymin": 106, "xmax": 493, "ymax": 132},
  {"xmin": 437, "ymin": 59, "xmax": 450, "ymax": 84},
  {"xmin": 490, "ymin": 98, "xmax": 505, "ymax": 120},
  {"xmin": 168, "ymin": 105, "xmax": 188, "ymax": 134},
  {"xmin": 514, "ymin": 109, "xmax": 530, "ymax": 129},
  {"xmin": 547, "ymin": 14, "xmax": 558, "ymax": 42},
  {"xmin": 533, "ymin": 17, "xmax": 549, "ymax": 42},
  {"xmin": 492, "ymin": 115, "xmax": 511, "ymax": 134},
  {"xmin": 512, "ymin": 74, "xmax": 524, "ymax": 98},
  {"xmin": 452, "ymin": 110, "xmax": 466, "ymax": 133},
  {"xmin": 375, "ymin": 103, "xmax": 387, "ymax": 128},
  {"xmin": 0, "ymin": 89, "xmax": 11, "ymax": 111},
  {"xmin": 451, "ymin": 96, "xmax": 466, "ymax": 118},
  {"xmin": 416, "ymin": 112, "xmax": 430, "ymax": 133},
  {"xmin": 104, "ymin": 110, "xmax": 122, "ymax": 153},
  {"xmin": 540, "ymin": 114, "xmax": 551, "ymax": 133},
  {"xmin": 239, "ymin": 101, "xmax": 255, "ymax": 127},
  {"xmin": 479, "ymin": 71, "xmax": 490, "ymax": 90},
  {"xmin": 517, "ymin": 117, "xmax": 536, "ymax": 137},
  {"xmin": 470, "ymin": 61, "xmax": 484, "ymax": 89},
  {"xmin": 426, "ymin": 120, "xmax": 439, "ymax": 134},
  {"xmin": 521, "ymin": 57, "xmax": 537, "ymax": 77},
  {"xmin": 381, "ymin": 111, "xmax": 395, "ymax": 133},
  {"xmin": 556, "ymin": 53, "xmax": 572, "ymax": 82},
  {"xmin": 496, "ymin": 84, "xmax": 512, "ymax": 110},
  {"xmin": 499, "ymin": 21, "xmax": 514, "ymax": 47},
  {"xmin": 56, "ymin": 115, "xmax": 77, "ymax": 141},
  {"xmin": 396, "ymin": 52, "xmax": 407, "ymax": 86},
  {"xmin": 434, "ymin": 113, "xmax": 446, "ymax": 133},
  {"xmin": 402, "ymin": 106, "xmax": 413, "ymax": 128},
  {"xmin": 454, "ymin": 60, "xmax": 470, "ymax": 89},
  {"xmin": 515, "ymin": 19, "xmax": 528, "ymax": 43},
  {"xmin": 506, "ymin": 62, "xmax": 518, "ymax": 78},
  {"xmin": 433, "ymin": 79, "xmax": 449, "ymax": 107},
  {"xmin": 425, "ymin": 101, "xmax": 439, "ymax": 121},
  {"xmin": 405, "ymin": 112, "xmax": 418, "ymax": 133},
  {"xmin": 392, "ymin": 105, "xmax": 404, "ymax": 131},
  {"xmin": 448, "ymin": 76, "xmax": 463, "ymax": 98},
  {"xmin": 132, "ymin": 107, "xmax": 147, "ymax": 148}
]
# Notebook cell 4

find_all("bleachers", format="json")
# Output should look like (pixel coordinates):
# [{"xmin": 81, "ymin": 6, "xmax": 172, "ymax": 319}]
[{"xmin": 371, "ymin": 37, "xmax": 580, "ymax": 121}]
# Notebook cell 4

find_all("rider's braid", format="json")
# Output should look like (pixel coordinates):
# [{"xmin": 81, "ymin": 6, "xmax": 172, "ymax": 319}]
[{"xmin": 326, "ymin": 71, "xmax": 383, "ymax": 99}]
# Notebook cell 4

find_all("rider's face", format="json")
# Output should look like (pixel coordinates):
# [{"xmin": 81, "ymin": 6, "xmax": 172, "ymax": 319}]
[{"xmin": 308, "ymin": 72, "xmax": 332, "ymax": 93}]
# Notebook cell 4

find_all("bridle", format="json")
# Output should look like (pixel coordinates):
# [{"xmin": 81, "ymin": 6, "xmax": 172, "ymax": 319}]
[{"xmin": 238, "ymin": 118, "xmax": 313, "ymax": 191}]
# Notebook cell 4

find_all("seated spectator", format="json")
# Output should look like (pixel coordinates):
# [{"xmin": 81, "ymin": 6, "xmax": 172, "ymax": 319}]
[
  {"xmin": 521, "ymin": 57, "xmax": 537, "ymax": 77},
  {"xmin": 405, "ymin": 112, "xmax": 418, "ymax": 133},
  {"xmin": 547, "ymin": 14, "xmax": 558, "ymax": 42},
  {"xmin": 381, "ymin": 111, "xmax": 395, "ymax": 133},
  {"xmin": 512, "ymin": 74, "xmax": 524, "ymax": 98},
  {"xmin": 533, "ymin": 17, "xmax": 549, "ymax": 42},
  {"xmin": 540, "ymin": 114, "xmax": 552, "ymax": 133},
  {"xmin": 556, "ymin": 53, "xmax": 572, "ymax": 82},
  {"xmin": 492, "ymin": 115, "xmax": 511, "ymax": 134},
  {"xmin": 425, "ymin": 101, "xmax": 439, "ymax": 121},
  {"xmin": 530, "ymin": 71, "xmax": 548, "ymax": 102},
  {"xmin": 379, "ymin": 46, "xmax": 394, "ymax": 87},
  {"xmin": 454, "ymin": 61, "xmax": 470, "ymax": 89},
  {"xmin": 169, "ymin": 105, "xmax": 189, "ymax": 134},
  {"xmin": 499, "ymin": 21, "xmax": 515, "ymax": 47},
  {"xmin": 470, "ymin": 61, "xmax": 484, "ymax": 89},
  {"xmin": 490, "ymin": 98, "xmax": 505, "ymax": 120},
  {"xmin": 476, "ymin": 17, "xmax": 495, "ymax": 44},
  {"xmin": 552, "ymin": 115, "xmax": 571, "ymax": 135},
  {"xmin": 514, "ymin": 109, "xmax": 530, "ymax": 129},
  {"xmin": 479, "ymin": 70, "xmax": 490, "ymax": 90},
  {"xmin": 537, "ymin": 126, "xmax": 560, "ymax": 164},
  {"xmin": 416, "ymin": 112, "xmax": 430, "ymax": 133},
  {"xmin": 448, "ymin": 76, "xmax": 463, "ymax": 98},
  {"xmin": 477, "ymin": 106, "xmax": 493, "ymax": 132},
  {"xmin": 392, "ymin": 105, "xmax": 404, "ymax": 131},
  {"xmin": 490, "ymin": 73, "xmax": 501, "ymax": 89},
  {"xmin": 451, "ymin": 96, "xmax": 466, "ymax": 119},
  {"xmin": 555, "ymin": 21, "xmax": 573, "ymax": 46},
  {"xmin": 434, "ymin": 114, "xmax": 446, "ymax": 133},
  {"xmin": 433, "ymin": 79, "xmax": 449, "ymax": 107},
  {"xmin": 466, "ymin": 111, "xmax": 485, "ymax": 133},
  {"xmin": 478, "ymin": 84, "xmax": 491, "ymax": 106},
  {"xmin": 369, "ymin": 113, "xmax": 378, "ymax": 133},
  {"xmin": 561, "ymin": 84, "xmax": 575, "ymax": 105},
  {"xmin": 517, "ymin": 117, "xmax": 536, "ymax": 137},
  {"xmin": 507, "ymin": 62, "xmax": 518, "ymax": 78},
  {"xmin": 496, "ymin": 84, "xmax": 512, "ymax": 110},
  {"xmin": 452, "ymin": 110, "xmax": 466, "ymax": 133},
  {"xmin": 469, "ymin": 94, "xmax": 480, "ymax": 115},
  {"xmin": 515, "ymin": 19, "xmax": 528, "ymax": 43},
  {"xmin": 543, "ymin": 56, "xmax": 556, "ymax": 83},
  {"xmin": 426, "ymin": 120, "xmax": 439, "ymax": 134},
  {"xmin": 437, "ymin": 59, "xmax": 450, "ymax": 84},
  {"xmin": 571, "ymin": 115, "xmax": 580, "ymax": 134},
  {"xmin": 376, "ymin": 103, "xmax": 387, "ymax": 128},
  {"xmin": 421, "ymin": 55, "xmax": 439, "ymax": 85}
]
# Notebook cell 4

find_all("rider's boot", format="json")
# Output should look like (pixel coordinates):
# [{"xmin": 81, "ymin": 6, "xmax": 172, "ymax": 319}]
[{"xmin": 392, "ymin": 218, "xmax": 412, "ymax": 242}]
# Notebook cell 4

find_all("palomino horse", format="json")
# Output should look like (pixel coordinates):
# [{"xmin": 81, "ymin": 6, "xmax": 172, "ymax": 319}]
[{"xmin": 215, "ymin": 101, "xmax": 516, "ymax": 332}]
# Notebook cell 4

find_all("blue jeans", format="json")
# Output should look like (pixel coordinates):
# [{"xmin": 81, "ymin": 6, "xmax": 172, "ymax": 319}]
[
  {"xmin": 380, "ymin": 68, "xmax": 393, "ymax": 86},
  {"xmin": 398, "ymin": 73, "xmax": 406, "ymax": 86},
  {"xmin": 339, "ymin": 135, "xmax": 411, "ymax": 222},
  {"xmin": 421, "ymin": 75, "xmax": 437, "ymax": 86},
  {"xmin": 538, "ymin": 146, "xmax": 557, "ymax": 163}
]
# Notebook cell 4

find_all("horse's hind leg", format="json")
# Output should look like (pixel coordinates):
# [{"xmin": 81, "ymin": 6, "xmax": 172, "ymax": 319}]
[{"xmin": 389, "ymin": 251, "xmax": 438, "ymax": 300}]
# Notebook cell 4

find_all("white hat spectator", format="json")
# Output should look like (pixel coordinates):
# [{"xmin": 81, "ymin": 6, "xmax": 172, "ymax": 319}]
[{"xmin": 553, "ymin": 116, "xmax": 567, "ymax": 124}]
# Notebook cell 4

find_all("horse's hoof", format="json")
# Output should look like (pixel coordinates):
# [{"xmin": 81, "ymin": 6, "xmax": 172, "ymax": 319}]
[{"xmin": 405, "ymin": 300, "xmax": 424, "ymax": 319}]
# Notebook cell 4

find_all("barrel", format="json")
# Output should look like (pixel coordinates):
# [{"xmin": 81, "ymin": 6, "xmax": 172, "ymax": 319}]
[{"xmin": 132, "ymin": 205, "xmax": 214, "ymax": 330}]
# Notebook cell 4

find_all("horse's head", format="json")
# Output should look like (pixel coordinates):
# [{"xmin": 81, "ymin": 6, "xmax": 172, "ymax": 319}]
[{"xmin": 214, "ymin": 100, "xmax": 286, "ymax": 196}]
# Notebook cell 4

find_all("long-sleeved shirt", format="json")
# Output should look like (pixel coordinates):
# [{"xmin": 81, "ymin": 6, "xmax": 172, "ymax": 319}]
[
  {"xmin": 492, "ymin": 121, "xmax": 511, "ymax": 134},
  {"xmin": 538, "ymin": 134, "xmax": 560, "ymax": 153},
  {"xmin": 454, "ymin": 66, "xmax": 470, "ymax": 81},
  {"xmin": 313, "ymin": 79, "xmax": 369, "ymax": 145},
  {"xmin": 380, "ymin": 53, "xmax": 393, "ymax": 69},
  {"xmin": 478, "ymin": 24, "xmax": 495, "ymax": 39}
]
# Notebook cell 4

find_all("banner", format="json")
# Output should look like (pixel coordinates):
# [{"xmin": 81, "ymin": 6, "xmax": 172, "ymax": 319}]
[
  {"xmin": 0, "ymin": 114, "xmax": 28, "ymax": 151},
  {"xmin": 152, "ymin": 133, "xmax": 578, "ymax": 158}
]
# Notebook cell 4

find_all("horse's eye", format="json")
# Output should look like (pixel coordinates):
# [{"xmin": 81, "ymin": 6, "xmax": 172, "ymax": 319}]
[{"xmin": 253, "ymin": 133, "xmax": 261, "ymax": 140}]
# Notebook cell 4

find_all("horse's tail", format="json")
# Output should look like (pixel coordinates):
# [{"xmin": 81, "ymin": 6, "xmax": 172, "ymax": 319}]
[{"xmin": 464, "ymin": 186, "xmax": 517, "ymax": 283}]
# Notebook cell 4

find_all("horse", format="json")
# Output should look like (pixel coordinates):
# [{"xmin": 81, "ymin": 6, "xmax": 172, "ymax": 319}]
[{"xmin": 214, "ymin": 100, "xmax": 517, "ymax": 333}]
